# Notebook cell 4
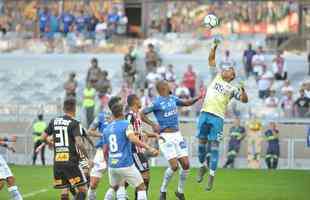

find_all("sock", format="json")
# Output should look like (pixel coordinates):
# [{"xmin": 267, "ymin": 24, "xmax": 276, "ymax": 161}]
[
  {"xmin": 210, "ymin": 142, "xmax": 219, "ymax": 173},
  {"xmin": 116, "ymin": 187, "xmax": 127, "ymax": 200},
  {"xmin": 273, "ymin": 157, "xmax": 279, "ymax": 169},
  {"xmin": 144, "ymin": 179, "xmax": 149, "ymax": 194},
  {"xmin": 104, "ymin": 188, "xmax": 115, "ymax": 200},
  {"xmin": 8, "ymin": 186, "xmax": 23, "ymax": 200},
  {"xmin": 137, "ymin": 190, "xmax": 147, "ymax": 200},
  {"xmin": 177, "ymin": 169, "xmax": 189, "ymax": 193},
  {"xmin": 198, "ymin": 143, "xmax": 207, "ymax": 166},
  {"xmin": 76, "ymin": 192, "xmax": 86, "ymax": 200},
  {"xmin": 118, "ymin": 186, "xmax": 128, "ymax": 198},
  {"xmin": 266, "ymin": 157, "xmax": 271, "ymax": 169},
  {"xmin": 61, "ymin": 193, "xmax": 69, "ymax": 200},
  {"xmin": 87, "ymin": 187, "xmax": 96, "ymax": 200},
  {"xmin": 160, "ymin": 167, "xmax": 175, "ymax": 192}
]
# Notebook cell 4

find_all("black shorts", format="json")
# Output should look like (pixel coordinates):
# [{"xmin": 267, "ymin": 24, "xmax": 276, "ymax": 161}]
[
  {"xmin": 53, "ymin": 163, "xmax": 88, "ymax": 189},
  {"xmin": 132, "ymin": 152, "xmax": 149, "ymax": 173}
]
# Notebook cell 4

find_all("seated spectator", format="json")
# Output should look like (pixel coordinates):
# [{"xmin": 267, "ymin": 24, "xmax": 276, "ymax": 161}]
[
  {"xmin": 303, "ymin": 80, "xmax": 310, "ymax": 98},
  {"xmin": 175, "ymin": 83, "xmax": 191, "ymax": 116},
  {"xmin": 87, "ymin": 14, "xmax": 99, "ymax": 40},
  {"xmin": 122, "ymin": 56, "xmax": 136, "ymax": 87},
  {"xmin": 145, "ymin": 43, "xmax": 160, "ymax": 72},
  {"xmin": 220, "ymin": 50, "xmax": 236, "ymax": 69},
  {"xmin": 60, "ymin": 10, "xmax": 75, "ymax": 35},
  {"xmin": 157, "ymin": 62, "xmax": 167, "ymax": 80},
  {"xmin": 75, "ymin": 10, "xmax": 87, "ymax": 33},
  {"xmin": 116, "ymin": 11, "xmax": 128, "ymax": 35},
  {"xmin": 165, "ymin": 64, "xmax": 176, "ymax": 83},
  {"xmin": 265, "ymin": 89, "xmax": 279, "ymax": 108},
  {"xmin": 182, "ymin": 64, "xmax": 197, "ymax": 98},
  {"xmin": 124, "ymin": 45, "xmax": 138, "ymax": 64},
  {"xmin": 107, "ymin": 7, "xmax": 120, "ymax": 34},
  {"xmin": 63, "ymin": 72, "xmax": 77, "ymax": 98},
  {"xmin": 281, "ymin": 80, "xmax": 293, "ymax": 95},
  {"xmin": 272, "ymin": 51, "xmax": 287, "ymax": 80},
  {"xmin": 280, "ymin": 90, "xmax": 294, "ymax": 117},
  {"xmin": 38, "ymin": 7, "xmax": 50, "ymax": 36},
  {"xmin": 87, "ymin": 58, "xmax": 102, "ymax": 87},
  {"xmin": 294, "ymin": 89, "xmax": 310, "ymax": 118},
  {"xmin": 252, "ymin": 46, "xmax": 266, "ymax": 77},
  {"xmin": 96, "ymin": 70, "xmax": 111, "ymax": 97},
  {"xmin": 258, "ymin": 67, "xmax": 274, "ymax": 99},
  {"xmin": 140, "ymin": 88, "xmax": 151, "ymax": 109},
  {"xmin": 146, "ymin": 68, "xmax": 162, "ymax": 89}
]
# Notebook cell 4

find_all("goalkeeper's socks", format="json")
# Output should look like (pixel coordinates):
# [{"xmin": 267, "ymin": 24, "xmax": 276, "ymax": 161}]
[
  {"xmin": 87, "ymin": 187, "xmax": 96, "ymax": 200},
  {"xmin": 8, "ymin": 186, "xmax": 23, "ymax": 200},
  {"xmin": 76, "ymin": 192, "xmax": 86, "ymax": 200},
  {"xmin": 104, "ymin": 188, "xmax": 115, "ymax": 200}
]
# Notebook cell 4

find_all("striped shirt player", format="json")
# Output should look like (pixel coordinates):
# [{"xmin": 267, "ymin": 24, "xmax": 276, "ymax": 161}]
[{"xmin": 126, "ymin": 111, "xmax": 149, "ymax": 173}]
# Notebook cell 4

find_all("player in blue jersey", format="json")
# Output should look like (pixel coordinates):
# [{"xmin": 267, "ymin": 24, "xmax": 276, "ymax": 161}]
[
  {"xmin": 140, "ymin": 81, "xmax": 203, "ymax": 200},
  {"xmin": 87, "ymin": 96, "xmax": 127, "ymax": 200},
  {"xmin": 103, "ymin": 102, "xmax": 159, "ymax": 200}
]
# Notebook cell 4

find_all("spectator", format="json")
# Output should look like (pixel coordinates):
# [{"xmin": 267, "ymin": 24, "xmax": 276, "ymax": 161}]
[
  {"xmin": 220, "ymin": 50, "xmax": 236, "ymax": 69},
  {"xmin": 32, "ymin": 114, "xmax": 47, "ymax": 166},
  {"xmin": 165, "ymin": 64, "xmax": 176, "ymax": 83},
  {"xmin": 294, "ymin": 89, "xmax": 310, "ymax": 118},
  {"xmin": 265, "ymin": 89, "xmax": 279, "ymax": 108},
  {"xmin": 116, "ymin": 11, "xmax": 128, "ymax": 35},
  {"xmin": 140, "ymin": 88, "xmax": 151, "ymax": 109},
  {"xmin": 60, "ymin": 10, "xmax": 75, "ymax": 35},
  {"xmin": 83, "ymin": 81, "xmax": 96, "ymax": 128},
  {"xmin": 95, "ymin": 17, "xmax": 107, "ymax": 40},
  {"xmin": 38, "ymin": 7, "xmax": 50, "ymax": 36},
  {"xmin": 122, "ymin": 56, "xmax": 136, "ymax": 87},
  {"xmin": 75, "ymin": 10, "xmax": 87, "ymax": 33},
  {"xmin": 272, "ymin": 51, "xmax": 287, "ymax": 80},
  {"xmin": 182, "ymin": 64, "xmax": 197, "ymax": 98},
  {"xmin": 243, "ymin": 43, "xmax": 256, "ymax": 78},
  {"xmin": 308, "ymin": 51, "xmax": 310, "ymax": 75},
  {"xmin": 87, "ymin": 58, "xmax": 101, "ymax": 87},
  {"xmin": 175, "ymin": 83, "xmax": 191, "ymax": 116},
  {"xmin": 49, "ymin": 9, "xmax": 60, "ymax": 37},
  {"xmin": 124, "ymin": 45, "xmax": 137, "ymax": 64},
  {"xmin": 64, "ymin": 72, "xmax": 77, "ymax": 98},
  {"xmin": 280, "ymin": 90, "xmax": 294, "ymax": 117},
  {"xmin": 87, "ymin": 14, "xmax": 99, "ymax": 39},
  {"xmin": 252, "ymin": 46, "xmax": 266, "ymax": 77},
  {"xmin": 258, "ymin": 67, "xmax": 274, "ymax": 99},
  {"xmin": 145, "ymin": 67, "xmax": 162, "ymax": 89},
  {"xmin": 302, "ymin": 80, "xmax": 310, "ymax": 98},
  {"xmin": 145, "ymin": 43, "xmax": 159, "ymax": 72},
  {"xmin": 96, "ymin": 70, "xmax": 112, "ymax": 97},
  {"xmin": 107, "ymin": 7, "xmax": 120, "ymax": 33},
  {"xmin": 281, "ymin": 80, "xmax": 293, "ymax": 95},
  {"xmin": 264, "ymin": 121, "xmax": 280, "ymax": 170}
]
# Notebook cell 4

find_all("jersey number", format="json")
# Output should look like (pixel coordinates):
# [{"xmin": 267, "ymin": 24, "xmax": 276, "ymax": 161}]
[
  {"xmin": 55, "ymin": 126, "xmax": 69, "ymax": 147},
  {"xmin": 109, "ymin": 135, "xmax": 118, "ymax": 153}
]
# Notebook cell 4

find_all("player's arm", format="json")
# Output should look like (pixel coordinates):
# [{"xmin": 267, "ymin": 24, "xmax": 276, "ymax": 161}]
[
  {"xmin": 239, "ymin": 87, "xmax": 248, "ymax": 103},
  {"xmin": 126, "ymin": 125, "xmax": 159, "ymax": 156},
  {"xmin": 143, "ymin": 130, "xmax": 160, "ymax": 139},
  {"xmin": 73, "ymin": 123, "xmax": 89, "ymax": 158},
  {"xmin": 140, "ymin": 106, "xmax": 160, "ymax": 133},
  {"xmin": 176, "ymin": 91, "xmax": 205, "ymax": 107},
  {"xmin": 0, "ymin": 141, "xmax": 15, "ymax": 152},
  {"xmin": 208, "ymin": 39, "xmax": 219, "ymax": 67}
]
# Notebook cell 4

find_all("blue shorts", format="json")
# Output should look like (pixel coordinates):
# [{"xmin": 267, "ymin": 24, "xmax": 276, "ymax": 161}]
[{"xmin": 196, "ymin": 112, "xmax": 224, "ymax": 141}]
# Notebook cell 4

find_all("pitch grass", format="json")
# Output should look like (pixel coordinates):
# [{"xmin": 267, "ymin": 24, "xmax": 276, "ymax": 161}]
[{"xmin": 0, "ymin": 165, "xmax": 309, "ymax": 200}]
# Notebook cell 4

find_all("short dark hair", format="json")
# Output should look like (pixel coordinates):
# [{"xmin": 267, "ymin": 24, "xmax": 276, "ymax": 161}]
[
  {"xmin": 38, "ymin": 114, "xmax": 43, "ymax": 120},
  {"xmin": 108, "ymin": 96, "xmax": 122, "ymax": 110},
  {"xmin": 111, "ymin": 103, "xmax": 123, "ymax": 118},
  {"xmin": 63, "ymin": 98, "xmax": 76, "ymax": 112},
  {"xmin": 127, "ymin": 94, "xmax": 138, "ymax": 107}
]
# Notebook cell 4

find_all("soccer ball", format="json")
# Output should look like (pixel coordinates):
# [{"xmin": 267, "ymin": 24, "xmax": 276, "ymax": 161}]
[{"xmin": 203, "ymin": 14, "xmax": 219, "ymax": 29}]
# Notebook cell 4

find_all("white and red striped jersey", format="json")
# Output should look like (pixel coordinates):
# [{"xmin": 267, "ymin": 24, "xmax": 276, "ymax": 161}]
[{"xmin": 126, "ymin": 110, "xmax": 144, "ymax": 153}]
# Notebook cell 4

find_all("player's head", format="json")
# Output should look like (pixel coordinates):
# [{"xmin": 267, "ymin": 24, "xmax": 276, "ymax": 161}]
[
  {"xmin": 221, "ymin": 66, "xmax": 235, "ymax": 82},
  {"xmin": 127, "ymin": 94, "xmax": 141, "ymax": 111},
  {"xmin": 111, "ymin": 103, "xmax": 124, "ymax": 119},
  {"xmin": 63, "ymin": 97, "xmax": 76, "ymax": 115},
  {"xmin": 108, "ymin": 96, "xmax": 122, "ymax": 110},
  {"xmin": 156, "ymin": 80, "xmax": 171, "ymax": 96},
  {"xmin": 269, "ymin": 121, "xmax": 276, "ymax": 129},
  {"xmin": 38, "ymin": 114, "xmax": 44, "ymax": 121},
  {"xmin": 91, "ymin": 57, "xmax": 98, "ymax": 67}
]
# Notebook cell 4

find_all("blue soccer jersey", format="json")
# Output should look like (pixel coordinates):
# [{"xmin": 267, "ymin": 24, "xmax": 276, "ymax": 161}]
[
  {"xmin": 90, "ymin": 111, "xmax": 110, "ymax": 148},
  {"xmin": 102, "ymin": 120, "xmax": 134, "ymax": 168},
  {"xmin": 143, "ymin": 95, "xmax": 185, "ymax": 133}
]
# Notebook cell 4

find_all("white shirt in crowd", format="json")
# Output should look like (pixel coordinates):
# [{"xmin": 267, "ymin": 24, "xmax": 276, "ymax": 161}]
[
  {"xmin": 272, "ymin": 57, "xmax": 287, "ymax": 76},
  {"xmin": 265, "ymin": 96, "xmax": 279, "ymax": 107},
  {"xmin": 146, "ymin": 72, "xmax": 162, "ymax": 88},
  {"xmin": 95, "ymin": 22, "xmax": 107, "ymax": 33},
  {"xmin": 281, "ymin": 85, "xmax": 294, "ymax": 95},
  {"xmin": 258, "ymin": 70, "xmax": 273, "ymax": 91},
  {"xmin": 252, "ymin": 54, "xmax": 265, "ymax": 76}
]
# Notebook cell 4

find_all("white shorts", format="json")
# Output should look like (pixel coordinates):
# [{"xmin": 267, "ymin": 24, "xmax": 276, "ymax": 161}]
[
  {"xmin": 0, "ymin": 155, "xmax": 13, "ymax": 180},
  {"xmin": 108, "ymin": 165, "xmax": 143, "ymax": 188},
  {"xmin": 90, "ymin": 148, "xmax": 107, "ymax": 178},
  {"xmin": 159, "ymin": 131, "xmax": 188, "ymax": 161}
]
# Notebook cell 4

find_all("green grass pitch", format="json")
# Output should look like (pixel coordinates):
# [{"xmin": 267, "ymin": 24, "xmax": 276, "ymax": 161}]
[{"xmin": 0, "ymin": 165, "xmax": 309, "ymax": 200}]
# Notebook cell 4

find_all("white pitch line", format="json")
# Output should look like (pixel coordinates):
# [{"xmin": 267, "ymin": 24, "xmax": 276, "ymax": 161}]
[{"xmin": 23, "ymin": 189, "xmax": 49, "ymax": 198}]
